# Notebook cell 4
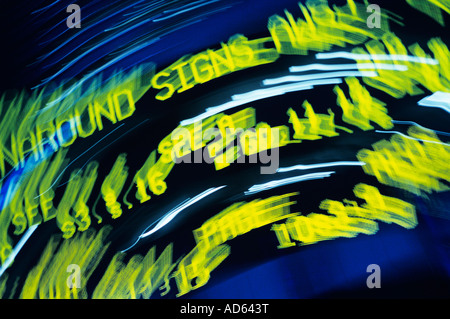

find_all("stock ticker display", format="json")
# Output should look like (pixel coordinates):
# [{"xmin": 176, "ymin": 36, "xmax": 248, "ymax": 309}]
[{"xmin": 0, "ymin": 0, "xmax": 449, "ymax": 299}]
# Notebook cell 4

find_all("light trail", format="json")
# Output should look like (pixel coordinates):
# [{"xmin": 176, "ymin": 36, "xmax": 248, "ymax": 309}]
[
  {"xmin": 121, "ymin": 185, "xmax": 226, "ymax": 252},
  {"xmin": 244, "ymin": 171, "xmax": 335, "ymax": 196},
  {"xmin": 375, "ymin": 130, "xmax": 450, "ymax": 146},
  {"xmin": 417, "ymin": 92, "xmax": 450, "ymax": 114},
  {"xmin": 316, "ymin": 52, "xmax": 439, "ymax": 65},
  {"xmin": 262, "ymin": 70, "xmax": 378, "ymax": 85},
  {"xmin": 0, "ymin": 225, "xmax": 39, "ymax": 279},
  {"xmin": 277, "ymin": 161, "xmax": 365, "ymax": 173},
  {"xmin": 392, "ymin": 120, "xmax": 450, "ymax": 136},
  {"xmin": 180, "ymin": 78, "xmax": 343, "ymax": 126},
  {"xmin": 289, "ymin": 63, "xmax": 408, "ymax": 73}
]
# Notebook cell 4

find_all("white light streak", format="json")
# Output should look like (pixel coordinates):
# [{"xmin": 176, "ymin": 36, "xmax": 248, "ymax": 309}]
[
  {"xmin": 121, "ymin": 186, "xmax": 226, "ymax": 252},
  {"xmin": 316, "ymin": 52, "xmax": 439, "ymax": 65},
  {"xmin": 392, "ymin": 120, "xmax": 450, "ymax": 136},
  {"xmin": 277, "ymin": 161, "xmax": 365, "ymax": 173},
  {"xmin": 244, "ymin": 171, "xmax": 335, "ymax": 195},
  {"xmin": 140, "ymin": 185, "xmax": 226, "ymax": 238},
  {"xmin": 417, "ymin": 91, "xmax": 450, "ymax": 114},
  {"xmin": 375, "ymin": 130, "xmax": 449, "ymax": 146},
  {"xmin": 180, "ymin": 78, "xmax": 342, "ymax": 126},
  {"xmin": 0, "ymin": 225, "xmax": 38, "ymax": 279},
  {"xmin": 289, "ymin": 63, "xmax": 407, "ymax": 73},
  {"xmin": 262, "ymin": 70, "xmax": 378, "ymax": 86}
]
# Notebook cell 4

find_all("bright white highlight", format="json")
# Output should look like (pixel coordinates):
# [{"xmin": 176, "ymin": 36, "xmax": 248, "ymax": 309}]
[
  {"xmin": 289, "ymin": 63, "xmax": 408, "ymax": 72},
  {"xmin": 121, "ymin": 186, "xmax": 226, "ymax": 252},
  {"xmin": 417, "ymin": 92, "xmax": 450, "ymax": 114},
  {"xmin": 375, "ymin": 130, "xmax": 449, "ymax": 146},
  {"xmin": 262, "ymin": 70, "xmax": 378, "ymax": 85},
  {"xmin": 277, "ymin": 161, "xmax": 365, "ymax": 173},
  {"xmin": 180, "ymin": 78, "xmax": 342, "ymax": 126},
  {"xmin": 0, "ymin": 225, "xmax": 39, "ymax": 279},
  {"xmin": 316, "ymin": 52, "xmax": 439, "ymax": 65},
  {"xmin": 140, "ymin": 186, "xmax": 226, "ymax": 238},
  {"xmin": 244, "ymin": 171, "xmax": 335, "ymax": 195}
]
